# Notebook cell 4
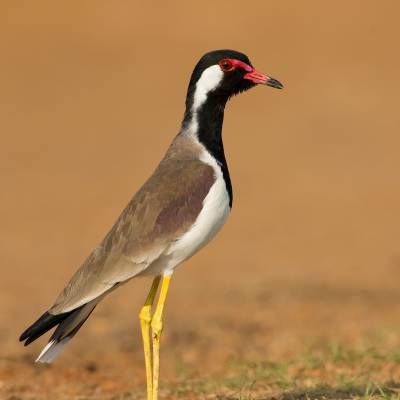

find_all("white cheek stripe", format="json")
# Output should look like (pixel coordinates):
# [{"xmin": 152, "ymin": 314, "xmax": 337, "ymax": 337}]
[
  {"xmin": 189, "ymin": 65, "xmax": 224, "ymax": 134},
  {"xmin": 192, "ymin": 65, "xmax": 224, "ymax": 112}
]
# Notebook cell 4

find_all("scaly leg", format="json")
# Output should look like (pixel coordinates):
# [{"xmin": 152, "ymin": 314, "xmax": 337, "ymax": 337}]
[
  {"xmin": 151, "ymin": 275, "xmax": 171, "ymax": 400},
  {"xmin": 139, "ymin": 276, "xmax": 161, "ymax": 400}
]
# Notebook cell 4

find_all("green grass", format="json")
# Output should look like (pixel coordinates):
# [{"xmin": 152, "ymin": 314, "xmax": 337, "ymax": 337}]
[{"xmin": 163, "ymin": 342, "xmax": 400, "ymax": 399}]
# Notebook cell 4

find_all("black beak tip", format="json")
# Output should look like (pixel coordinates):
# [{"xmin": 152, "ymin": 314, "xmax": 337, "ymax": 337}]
[{"xmin": 267, "ymin": 78, "xmax": 284, "ymax": 90}]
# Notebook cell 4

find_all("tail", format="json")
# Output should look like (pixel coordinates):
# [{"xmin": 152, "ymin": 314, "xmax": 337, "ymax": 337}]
[{"xmin": 19, "ymin": 299, "xmax": 97, "ymax": 363}]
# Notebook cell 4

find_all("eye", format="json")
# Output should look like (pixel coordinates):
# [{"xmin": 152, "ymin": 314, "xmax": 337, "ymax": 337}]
[{"xmin": 219, "ymin": 59, "xmax": 234, "ymax": 72}]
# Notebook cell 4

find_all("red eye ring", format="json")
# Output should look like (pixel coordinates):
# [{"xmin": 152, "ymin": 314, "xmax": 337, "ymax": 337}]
[{"xmin": 219, "ymin": 58, "xmax": 234, "ymax": 72}]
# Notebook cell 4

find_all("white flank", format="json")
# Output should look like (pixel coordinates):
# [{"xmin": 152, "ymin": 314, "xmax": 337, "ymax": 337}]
[
  {"xmin": 36, "ymin": 337, "xmax": 71, "ymax": 363},
  {"xmin": 163, "ymin": 148, "xmax": 230, "ymax": 274}
]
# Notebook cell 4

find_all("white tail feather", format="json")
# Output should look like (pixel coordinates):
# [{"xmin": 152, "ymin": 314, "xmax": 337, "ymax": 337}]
[
  {"xmin": 34, "ymin": 299, "xmax": 99, "ymax": 363},
  {"xmin": 36, "ymin": 338, "xmax": 71, "ymax": 363}
]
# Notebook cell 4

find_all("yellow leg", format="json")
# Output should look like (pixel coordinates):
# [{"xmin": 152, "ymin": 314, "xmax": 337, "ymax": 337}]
[
  {"xmin": 139, "ymin": 276, "xmax": 161, "ymax": 400},
  {"xmin": 151, "ymin": 275, "xmax": 171, "ymax": 400}
]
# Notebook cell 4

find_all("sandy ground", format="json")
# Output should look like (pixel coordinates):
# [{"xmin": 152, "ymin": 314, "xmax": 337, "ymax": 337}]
[{"xmin": 1, "ymin": 1, "xmax": 400, "ymax": 399}]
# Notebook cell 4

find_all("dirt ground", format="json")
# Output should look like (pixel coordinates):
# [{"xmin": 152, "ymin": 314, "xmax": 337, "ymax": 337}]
[{"xmin": 1, "ymin": 1, "xmax": 400, "ymax": 399}]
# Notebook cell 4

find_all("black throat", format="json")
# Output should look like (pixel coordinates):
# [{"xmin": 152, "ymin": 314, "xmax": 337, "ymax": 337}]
[{"xmin": 182, "ymin": 93, "xmax": 233, "ymax": 207}]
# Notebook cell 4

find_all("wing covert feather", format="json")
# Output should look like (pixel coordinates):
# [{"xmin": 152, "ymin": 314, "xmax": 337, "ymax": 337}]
[{"xmin": 50, "ymin": 152, "xmax": 215, "ymax": 314}]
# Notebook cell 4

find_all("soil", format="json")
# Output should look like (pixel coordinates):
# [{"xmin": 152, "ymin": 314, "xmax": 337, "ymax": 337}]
[{"xmin": 1, "ymin": 1, "xmax": 400, "ymax": 399}]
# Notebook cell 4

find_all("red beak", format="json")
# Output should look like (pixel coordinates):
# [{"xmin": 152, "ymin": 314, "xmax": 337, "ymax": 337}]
[{"xmin": 244, "ymin": 69, "xmax": 284, "ymax": 89}]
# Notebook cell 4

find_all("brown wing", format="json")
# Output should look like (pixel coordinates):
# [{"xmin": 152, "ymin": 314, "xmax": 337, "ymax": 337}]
[{"xmin": 50, "ymin": 147, "xmax": 215, "ymax": 314}]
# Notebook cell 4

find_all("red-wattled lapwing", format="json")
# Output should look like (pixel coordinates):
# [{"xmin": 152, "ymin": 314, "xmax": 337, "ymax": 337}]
[{"xmin": 20, "ymin": 49, "xmax": 283, "ymax": 400}]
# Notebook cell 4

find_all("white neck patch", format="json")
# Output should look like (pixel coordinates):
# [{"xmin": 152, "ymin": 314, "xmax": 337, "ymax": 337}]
[
  {"xmin": 191, "ymin": 65, "xmax": 224, "ymax": 113},
  {"xmin": 187, "ymin": 64, "xmax": 224, "ymax": 135}
]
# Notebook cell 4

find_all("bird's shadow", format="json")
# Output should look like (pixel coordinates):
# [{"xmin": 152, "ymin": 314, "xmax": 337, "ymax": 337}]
[{"xmin": 219, "ymin": 382, "xmax": 400, "ymax": 400}]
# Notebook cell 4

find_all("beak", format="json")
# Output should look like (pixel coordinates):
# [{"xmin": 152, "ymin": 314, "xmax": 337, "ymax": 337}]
[{"xmin": 244, "ymin": 69, "xmax": 284, "ymax": 89}]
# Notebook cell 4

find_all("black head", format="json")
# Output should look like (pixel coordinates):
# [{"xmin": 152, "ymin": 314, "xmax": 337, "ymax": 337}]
[
  {"xmin": 182, "ymin": 50, "xmax": 283, "ymax": 207},
  {"xmin": 186, "ymin": 49, "xmax": 283, "ymax": 109}
]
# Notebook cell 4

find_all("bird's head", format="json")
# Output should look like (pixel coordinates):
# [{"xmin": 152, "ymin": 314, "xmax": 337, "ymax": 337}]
[{"xmin": 186, "ymin": 49, "xmax": 283, "ymax": 111}]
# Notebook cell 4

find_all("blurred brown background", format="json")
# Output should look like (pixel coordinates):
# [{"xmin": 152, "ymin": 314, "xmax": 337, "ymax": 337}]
[{"xmin": 1, "ymin": 1, "xmax": 400, "ymax": 398}]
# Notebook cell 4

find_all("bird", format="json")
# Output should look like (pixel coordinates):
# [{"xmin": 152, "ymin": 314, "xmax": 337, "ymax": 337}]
[{"xmin": 19, "ymin": 49, "xmax": 283, "ymax": 400}]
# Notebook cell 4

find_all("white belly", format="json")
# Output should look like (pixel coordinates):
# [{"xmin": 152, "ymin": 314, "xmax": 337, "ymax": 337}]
[
  {"xmin": 165, "ymin": 174, "xmax": 230, "ymax": 270},
  {"xmin": 161, "ymin": 148, "xmax": 231, "ymax": 275}
]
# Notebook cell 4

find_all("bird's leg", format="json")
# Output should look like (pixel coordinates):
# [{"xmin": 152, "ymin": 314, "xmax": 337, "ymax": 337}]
[
  {"xmin": 151, "ymin": 275, "xmax": 171, "ymax": 400},
  {"xmin": 139, "ymin": 276, "xmax": 161, "ymax": 400}
]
